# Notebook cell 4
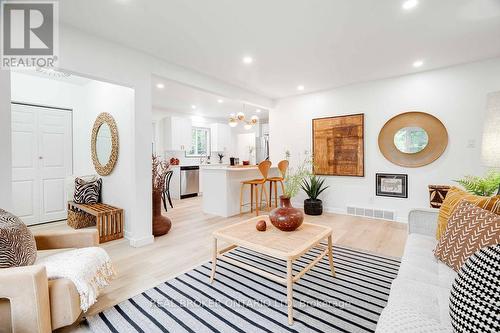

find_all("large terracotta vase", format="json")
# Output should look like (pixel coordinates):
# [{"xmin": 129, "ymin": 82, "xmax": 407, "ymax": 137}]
[
  {"xmin": 269, "ymin": 196, "xmax": 304, "ymax": 231},
  {"xmin": 152, "ymin": 191, "xmax": 171, "ymax": 237}
]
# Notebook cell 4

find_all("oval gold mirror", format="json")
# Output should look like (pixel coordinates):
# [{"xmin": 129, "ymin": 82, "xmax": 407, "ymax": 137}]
[
  {"xmin": 91, "ymin": 113, "xmax": 119, "ymax": 176},
  {"xmin": 378, "ymin": 111, "xmax": 448, "ymax": 167}
]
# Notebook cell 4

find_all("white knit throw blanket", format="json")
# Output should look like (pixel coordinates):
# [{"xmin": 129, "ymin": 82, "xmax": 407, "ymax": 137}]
[{"xmin": 37, "ymin": 247, "xmax": 114, "ymax": 312}]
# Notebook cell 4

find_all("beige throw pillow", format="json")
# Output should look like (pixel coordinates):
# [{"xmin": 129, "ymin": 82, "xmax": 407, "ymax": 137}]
[{"xmin": 434, "ymin": 200, "xmax": 500, "ymax": 271}]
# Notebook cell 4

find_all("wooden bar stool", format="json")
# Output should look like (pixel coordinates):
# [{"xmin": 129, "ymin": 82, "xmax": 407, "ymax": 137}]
[
  {"xmin": 268, "ymin": 160, "xmax": 289, "ymax": 208},
  {"xmin": 240, "ymin": 160, "xmax": 271, "ymax": 216}
]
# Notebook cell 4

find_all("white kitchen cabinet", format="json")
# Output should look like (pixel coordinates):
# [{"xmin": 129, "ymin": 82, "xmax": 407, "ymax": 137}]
[
  {"xmin": 210, "ymin": 123, "xmax": 232, "ymax": 152},
  {"xmin": 162, "ymin": 116, "xmax": 192, "ymax": 151}
]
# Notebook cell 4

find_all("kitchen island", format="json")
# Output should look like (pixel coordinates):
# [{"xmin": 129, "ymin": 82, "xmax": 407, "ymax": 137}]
[{"xmin": 201, "ymin": 165, "xmax": 279, "ymax": 217}]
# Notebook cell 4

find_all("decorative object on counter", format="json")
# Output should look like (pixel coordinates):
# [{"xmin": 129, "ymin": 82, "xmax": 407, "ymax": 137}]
[
  {"xmin": 248, "ymin": 145, "xmax": 255, "ymax": 164},
  {"xmin": 217, "ymin": 153, "xmax": 225, "ymax": 164},
  {"xmin": 162, "ymin": 170, "xmax": 174, "ymax": 211},
  {"xmin": 228, "ymin": 103, "xmax": 259, "ymax": 129},
  {"xmin": 301, "ymin": 175, "xmax": 329, "ymax": 215},
  {"xmin": 256, "ymin": 219, "xmax": 267, "ymax": 231},
  {"xmin": 169, "ymin": 157, "xmax": 180, "ymax": 165},
  {"xmin": 269, "ymin": 153, "xmax": 311, "ymax": 231},
  {"xmin": 455, "ymin": 170, "xmax": 500, "ymax": 196},
  {"xmin": 428, "ymin": 185, "xmax": 451, "ymax": 208},
  {"xmin": 376, "ymin": 173, "xmax": 408, "ymax": 198},
  {"xmin": 378, "ymin": 111, "xmax": 448, "ymax": 168},
  {"xmin": 91, "ymin": 112, "xmax": 119, "ymax": 176},
  {"xmin": 268, "ymin": 160, "xmax": 289, "ymax": 208},
  {"xmin": 242, "ymin": 160, "xmax": 250, "ymax": 165},
  {"xmin": 152, "ymin": 155, "xmax": 171, "ymax": 236},
  {"xmin": 313, "ymin": 113, "xmax": 364, "ymax": 176},
  {"xmin": 481, "ymin": 91, "xmax": 500, "ymax": 195}
]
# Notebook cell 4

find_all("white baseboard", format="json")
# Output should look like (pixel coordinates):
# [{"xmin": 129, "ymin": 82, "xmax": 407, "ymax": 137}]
[
  {"xmin": 125, "ymin": 233, "xmax": 154, "ymax": 247},
  {"xmin": 292, "ymin": 200, "xmax": 408, "ymax": 223}
]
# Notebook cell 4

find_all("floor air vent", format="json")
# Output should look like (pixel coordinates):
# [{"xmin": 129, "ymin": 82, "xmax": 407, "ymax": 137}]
[{"xmin": 346, "ymin": 206, "xmax": 396, "ymax": 221}]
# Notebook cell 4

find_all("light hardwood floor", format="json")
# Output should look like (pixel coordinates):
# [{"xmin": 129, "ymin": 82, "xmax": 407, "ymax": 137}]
[{"xmin": 31, "ymin": 196, "xmax": 407, "ymax": 319}]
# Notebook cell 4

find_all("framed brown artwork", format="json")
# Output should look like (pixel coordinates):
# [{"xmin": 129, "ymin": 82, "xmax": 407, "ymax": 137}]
[{"xmin": 312, "ymin": 113, "xmax": 364, "ymax": 176}]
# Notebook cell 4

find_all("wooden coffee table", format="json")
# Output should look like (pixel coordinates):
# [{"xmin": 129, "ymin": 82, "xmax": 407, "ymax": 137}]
[{"xmin": 210, "ymin": 215, "xmax": 335, "ymax": 325}]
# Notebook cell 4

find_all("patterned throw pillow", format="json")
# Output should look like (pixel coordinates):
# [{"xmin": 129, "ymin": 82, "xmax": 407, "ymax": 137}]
[
  {"xmin": 434, "ymin": 200, "xmax": 500, "ymax": 271},
  {"xmin": 436, "ymin": 186, "xmax": 500, "ymax": 239},
  {"xmin": 449, "ymin": 245, "xmax": 500, "ymax": 333},
  {"xmin": 74, "ymin": 177, "xmax": 102, "ymax": 204},
  {"xmin": 0, "ymin": 209, "xmax": 37, "ymax": 268},
  {"xmin": 428, "ymin": 185, "xmax": 451, "ymax": 209}
]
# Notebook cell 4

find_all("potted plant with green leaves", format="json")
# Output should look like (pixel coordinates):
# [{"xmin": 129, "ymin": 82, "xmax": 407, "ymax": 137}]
[
  {"xmin": 269, "ymin": 151, "xmax": 311, "ymax": 231},
  {"xmin": 455, "ymin": 170, "xmax": 500, "ymax": 196},
  {"xmin": 301, "ymin": 175, "xmax": 329, "ymax": 215}
]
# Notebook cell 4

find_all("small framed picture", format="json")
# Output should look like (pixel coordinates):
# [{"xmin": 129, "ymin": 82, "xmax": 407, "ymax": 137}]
[{"xmin": 376, "ymin": 173, "xmax": 408, "ymax": 198}]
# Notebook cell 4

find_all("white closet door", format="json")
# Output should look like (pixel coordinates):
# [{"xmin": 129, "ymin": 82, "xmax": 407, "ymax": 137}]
[
  {"xmin": 11, "ymin": 104, "xmax": 73, "ymax": 225},
  {"xmin": 11, "ymin": 105, "xmax": 40, "ymax": 225}
]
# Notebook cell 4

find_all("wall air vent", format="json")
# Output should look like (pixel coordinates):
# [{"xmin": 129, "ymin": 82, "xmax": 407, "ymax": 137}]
[{"xmin": 346, "ymin": 206, "xmax": 396, "ymax": 221}]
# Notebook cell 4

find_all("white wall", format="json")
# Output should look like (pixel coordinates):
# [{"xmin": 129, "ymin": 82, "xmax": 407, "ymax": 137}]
[
  {"xmin": 10, "ymin": 72, "xmax": 136, "ymax": 233},
  {"xmin": 270, "ymin": 57, "xmax": 500, "ymax": 222},
  {"xmin": 76, "ymin": 81, "xmax": 135, "ymax": 222},
  {"xmin": 0, "ymin": 71, "xmax": 12, "ymax": 211}
]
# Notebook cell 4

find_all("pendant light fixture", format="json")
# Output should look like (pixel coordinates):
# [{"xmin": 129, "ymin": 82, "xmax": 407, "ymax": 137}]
[{"xmin": 228, "ymin": 104, "xmax": 259, "ymax": 129}]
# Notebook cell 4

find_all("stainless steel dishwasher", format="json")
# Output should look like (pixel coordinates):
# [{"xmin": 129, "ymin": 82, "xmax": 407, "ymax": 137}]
[{"xmin": 180, "ymin": 166, "xmax": 199, "ymax": 199}]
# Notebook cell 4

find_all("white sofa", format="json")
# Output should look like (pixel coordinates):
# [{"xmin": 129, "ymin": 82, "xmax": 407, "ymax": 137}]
[{"xmin": 376, "ymin": 209, "xmax": 456, "ymax": 332}]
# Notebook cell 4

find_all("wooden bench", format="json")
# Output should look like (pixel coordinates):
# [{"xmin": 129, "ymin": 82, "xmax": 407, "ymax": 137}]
[{"xmin": 67, "ymin": 201, "xmax": 124, "ymax": 243}]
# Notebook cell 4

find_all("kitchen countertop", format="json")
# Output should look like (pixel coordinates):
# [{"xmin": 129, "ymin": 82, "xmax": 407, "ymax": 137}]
[{"xmin": 201, "ymin": 165, "xmax": 277, "ymax": 171}]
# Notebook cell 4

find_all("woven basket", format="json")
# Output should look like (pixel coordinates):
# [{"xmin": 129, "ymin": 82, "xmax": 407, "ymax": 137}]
[{"xmin": 67, "ymin": 208, "xmax": 96, "ymax": 229}]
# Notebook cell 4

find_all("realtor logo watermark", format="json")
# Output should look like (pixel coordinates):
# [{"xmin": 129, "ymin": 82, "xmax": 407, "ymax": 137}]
[{"xmin": 1, "ymin": 0, "xmax": 59, "ymax": 69}]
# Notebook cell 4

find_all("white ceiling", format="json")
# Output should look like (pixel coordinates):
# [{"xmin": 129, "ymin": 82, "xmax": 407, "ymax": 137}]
[
  {"xmin": 60, "ymin": 0, "xmax": 500, "ymax": 99},
  {"xmin": 152, "ymin": 77, "xmax": 268, "ymax": 121}
]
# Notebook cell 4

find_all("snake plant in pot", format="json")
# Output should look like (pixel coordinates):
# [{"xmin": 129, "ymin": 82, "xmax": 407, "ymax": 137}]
[{"xmin": 301, "ymin": 175, "xmax": 329, "ymax": 215}]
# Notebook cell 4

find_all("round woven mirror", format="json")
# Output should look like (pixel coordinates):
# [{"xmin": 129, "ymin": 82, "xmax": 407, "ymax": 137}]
[
  {"xmin": 378, "ymin": 111, "xmax": 448, "ymax": 167},
  {"xmin": 91, "ymin": 113, "xmax": 119, "ymax": 176}
]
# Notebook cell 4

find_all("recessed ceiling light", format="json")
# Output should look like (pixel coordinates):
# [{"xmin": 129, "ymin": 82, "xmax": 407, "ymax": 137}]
[
  {"xmin": 191, "ymin": 105, "xmax": 197, "ymax": 109},
  {"xmin": 297, "ymin": 85, "xmax": 305, "ymax": 91},
  {"xmin": 242, "ymin": 56, "xmax": 253, "ymax": 64},
  {"xmin": 156, "ymin": 83, "xmax": 164, "ymax": 89},
  {"xmin": 217, "ymin": 99, "xmax": 224, "ymax": 103},
  {"xmin": 402, "ymin": 0, "xmax": 418, "ymax": 10},
  {"xmin": 256, "ymin": 109, "xmax": 261, "ymax": 113},
  {"xmin": 413, "ymin": 60, "xmax": 424, "ymax": 68}
]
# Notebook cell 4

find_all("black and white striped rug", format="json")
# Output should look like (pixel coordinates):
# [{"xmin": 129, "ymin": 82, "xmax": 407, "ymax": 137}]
[{"xmin": 87, "ymin": 245, "xmax": 400, "ymax": 333}]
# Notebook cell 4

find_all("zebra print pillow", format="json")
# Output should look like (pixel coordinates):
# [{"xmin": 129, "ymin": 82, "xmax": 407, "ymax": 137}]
[
  {"xmin": 74, "ymin": 177, "xmax": 102, "ymax": 204},
  {"xmin": 0, "ymin": 209, "xmax": 37, "ymax": 268}
]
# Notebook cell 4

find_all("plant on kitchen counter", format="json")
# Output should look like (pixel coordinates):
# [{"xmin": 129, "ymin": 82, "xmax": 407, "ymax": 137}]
[
  {"xmin": 217, "ymin": 153, "xmax": 224, "ymax": 164},
  {"xmin": 301, "ymin": 175, "xmax": 329, "ymax": 215}
]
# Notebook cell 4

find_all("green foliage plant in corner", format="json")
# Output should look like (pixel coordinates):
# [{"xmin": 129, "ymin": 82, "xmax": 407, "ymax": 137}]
[{"xmin": 454, "ymin": 170, "xmax": 500, "ymax": 196}]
